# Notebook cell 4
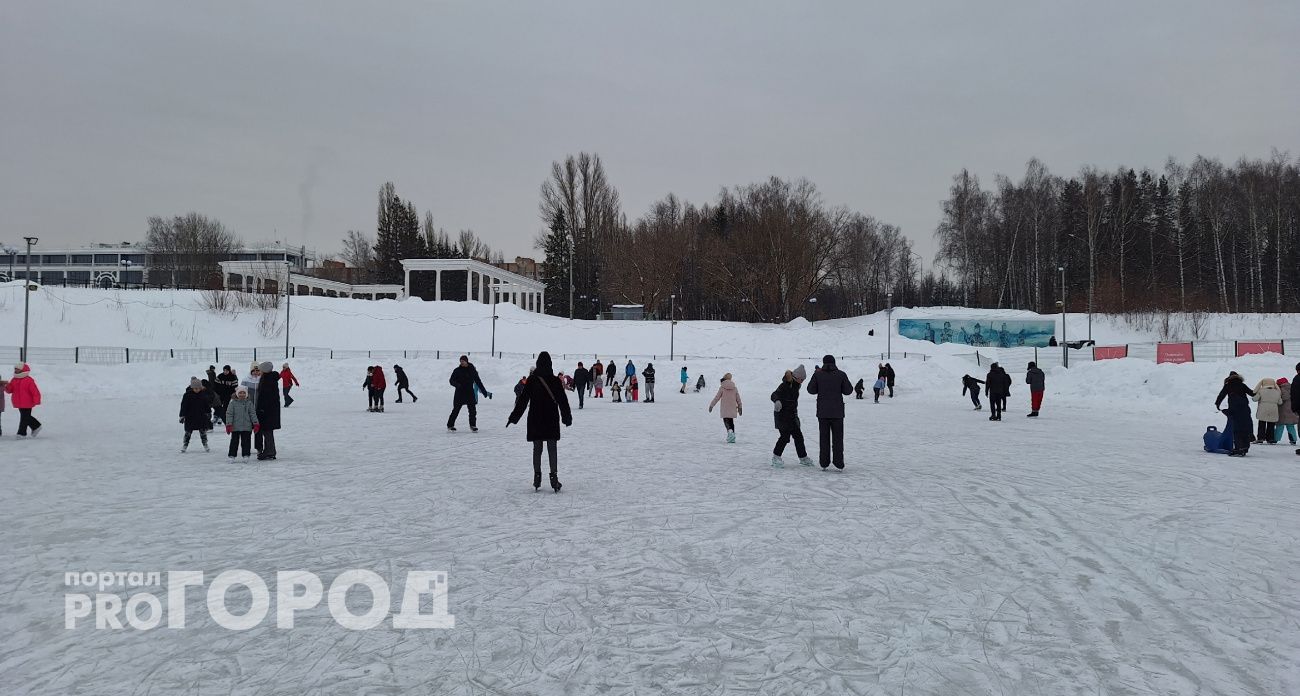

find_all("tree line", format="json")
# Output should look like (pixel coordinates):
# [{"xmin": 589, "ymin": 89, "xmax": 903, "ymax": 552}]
[
  {"xmin": 535, "ymin": 153, "xmax": 920, "ymax": 321},
  {"xmin": 934, "ymin": 152, "xmax": 1300, "ymax": 314}
]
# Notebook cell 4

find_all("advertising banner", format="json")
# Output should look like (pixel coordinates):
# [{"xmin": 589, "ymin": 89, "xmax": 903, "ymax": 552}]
[
  {"xmin": 1235, "ymin": 341, "xmax": 1284, "ymax": 357},
  {"xmin": 1092, "ymin": 345, "xmax": 1128, "ymax": 361},
  {"xmin": 1156, "ymin": 342, "xmax": 1194, "ymax": 364},
  {"xmin": 897, "ymin": 318, "xmax": 1055, "ymax": 348}
]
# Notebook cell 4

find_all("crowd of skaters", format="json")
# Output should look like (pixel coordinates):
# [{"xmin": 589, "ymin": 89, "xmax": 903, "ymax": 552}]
[{"xmin": 1211, "ymin": 365, "xmax": 1300, "ymax": 457}]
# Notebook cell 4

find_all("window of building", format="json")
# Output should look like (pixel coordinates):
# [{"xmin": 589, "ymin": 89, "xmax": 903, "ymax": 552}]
[
  {"xmin": 121, "ymin": 270, "xmax": 144, "ymax": 284},
  {"xmin": 93, "ymin": 254, "xmax": 119, "ymax": 264},
  {"xmin": 43, "ymin": 255, "xmax": 68, "ymax": 264},
  {"xmin": 66, "ymin": 271, "xmax": 91, "ymax": 282},
  {"xmin": 70, "ymin": 254, "xmax": 93, "ymax": 264},
  {"xmin": 39, "ymin": 271, "xmax": 64, "ymax": 283}
]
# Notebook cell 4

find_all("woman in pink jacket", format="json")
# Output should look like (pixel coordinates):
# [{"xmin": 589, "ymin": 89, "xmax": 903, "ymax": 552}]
[
  {"xmin": 5, "ymin": 363, "xmax": 43, "ymax": 437},
  {"xmin": 708, "ymin": 373, "xmax": 743, "ymax": 443}
]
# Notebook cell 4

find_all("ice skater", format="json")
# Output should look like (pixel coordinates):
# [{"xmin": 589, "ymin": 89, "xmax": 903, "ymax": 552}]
[
  {"xmin": 5, "ymin": 363, "xmax": 42, "ymax": 438},
  {"xmin": 807, "ymin": 355, "xmax": 852, "ymax": 469},
  {"xmin": 610, "ymin": 381, "xmax": 622, "ymax": 402},
  {"xmin": 1276, "ymin": 377, "xmax": 1297, "ymax": 445},
  {"xmin": 448, "ymin": 355, "xmax": 491, "ymax": 432},
  {"xmin": 242, "ymin": 363, "xmax": 261, "ymax": 405},
  {"xmin": 573, "ymin": 362, "xmax": 590, "ymax": 409},
  {"xmin": 642, "ymin": 362, "xmax": 656, "ymax": 403},
  {"xmin": 695, "ymin": 374, "xmax": 705, "ymax": 393},
  {"xmin": 680, "ymin": 366, "xmax": 689, "ymax": 394},
  {"xmin": 255, "ymin": 361, "xmax": 281, "ymax": 460},
  {"xmin": 872, "ymin": 376, "xmax": 885, "ymax": 403},
  {"xmin": 771, "ymin": 365, "xmax": 812, "ymax": 467},
  {"xmin": 854, "ymin": 378, "xmax": 865, "ymax": 400},
  {"xmin": 1025, "ymin": 361, "xmax": 1045, "ymax": 417},
  {"xmin": 507, "ymin": 352, "xmax": 572, "ymax": 492},
  {"xmin": 1252, "ymin": 377, "xmax": 1282, "ymax": 443},
  {"xmin": 985, "ymin": 363, "xmax": 1010, "ymax": 421},
  {"xmin": 371, "ymin": 365, "xmax": 388, "ymax": 413},
  {"xmin": 393, "ymin": 364, "xmax": 418, "ymax": 402},
  {"xmin": 708, "ymin": 373, "xmax": 742, "ymax": 443},
  {"xmin": 591, "ymin": 360, "xmax": 604, "ymax": 393},
  {"xmin": 1215, "ymin": 371, "xmax": 1255, "ymax": 456},
  {"xmin": 224, "ymin": 386, "xmax": 258, "ymax": 459},
  {"xmin": 280, "ymin": 363, "xmax": 300, "ymax": 407},
  {"xmin": 605, "ymin": 360, "xmax": 617, "ymax": 387},
  {"xmin": 179, "ymin": 377, "xmax": 212, "ymax": 452},
  {"xmin": 962, "ymin": 374, "xmax": 984, "ymax": 410}
]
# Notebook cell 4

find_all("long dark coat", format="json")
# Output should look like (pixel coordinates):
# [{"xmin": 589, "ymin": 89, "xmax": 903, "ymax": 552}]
[
  {"xmin": 771, "ymin": 379, "xmax": 802, "ymax": 431},
  {"xmin": 449, "ymin": 364, "xmax": 488, "ymax": 406},
  {"xmin": 508, "ymin": 371, "xmax": 572, "ymax": 442},
  {"xmin": 257, "ymin": 371, "xmax": 282, "ymax": 430},
  {"xmin": 179, "ymin": 389, "xmax": 212, "ymax": 431},
  {"xmin": 806, "ymin": 358, "xmax": 853, "ymax": 418}
]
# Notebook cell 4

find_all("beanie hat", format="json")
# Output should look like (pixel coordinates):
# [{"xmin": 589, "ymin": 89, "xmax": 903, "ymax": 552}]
[
  {"xmin": 236, "ymin": 386, "xmax": 248, "ymax": 396},
  {"xmin": 793, "ymin": 364, "xmax": 807, "ymax": 382},
  {"xmin": 190, "ymin": 377, "xmax": 202, "ymax": 389},
  {"xmin": 822, "ymin": 354, "xmax": 836, "ymax": 368},
  {"xmin": 459, "ymin": 355, "xmax": 469, "ymax": 362},
  {"xmin": 259, "ymin": 361, "xmax": 274, "ymax": 373},
  {"xmin": 1278, "ymin": 377, "xmax": 1289, "ymax": 386},
  {"xmin": 281, "ymin": 363, "xmax": 289, "ymax": 370}
]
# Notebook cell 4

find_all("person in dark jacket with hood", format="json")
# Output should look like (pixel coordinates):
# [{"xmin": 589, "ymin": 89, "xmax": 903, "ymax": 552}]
[
  {"xmin": 448, "ymin": 355, "xmax": 492, "ymax": 432},
  {"xmin": 214, "ymin": 364, "xmax": 240, "ymax": 415},
  {"xmin": 573, "ymin": 362, "xmax": 591, "ymax": 409},
  {"xmin": 606, "ymin": 360, "xmax": 617, "ymax": 387},
  {"xmin": 962, "ymin": 374, "xmax": 985, "ymax": 410},
  {"xmin": 255, "ymin": 361, "xmax": 281, "ymax": 460},
  {"xmin": 393, "ymin": 364, "xmax": 417, "ymax": 403},
  {"xmin": 884, "ymin": 363, "xmax": 896, "ymax": 397},
  {"xmin": 642, "ymin": 363, "xmax": 656, "ymax": 403},
  {"xmin": 1215, "ymin": 371, "xmax": 1256, "ymax": 456},
  {"xmin": 806, "ymin": 354, "xmax": 853, "ymax": 469},
  {"xmin": 771, "ymin": 365, "xmax": 813, "ymax": 468},
  {"xmin": 854, "ymin": 378, "xmax": 865, "ymax": 399},
  {"xmin": 985, "ymin": 363, "xmax": 1011, "ymax": 421},
  {"xmin": 179, "ymin": 377, "xmax": 213, "ymax": 452},
  {"xmin": 1025, "ymin": 362, "xmax": 1046, "ymax": 417},
  {"xmin": 508, "ymin": 352, "xmax": 572, "ymax": 492}
]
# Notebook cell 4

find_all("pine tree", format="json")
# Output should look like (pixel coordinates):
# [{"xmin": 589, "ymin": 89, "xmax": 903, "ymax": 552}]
[{"xmin": 540, "ymin": 211, "xmax": 572, "ymax": 317}]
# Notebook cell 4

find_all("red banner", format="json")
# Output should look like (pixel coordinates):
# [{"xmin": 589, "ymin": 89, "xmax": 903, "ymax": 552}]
[
  {"xmin": 1092, "ymin": 345, "xmax": 1128, "ymax": 360},
  {"xmin": 1235, "ymin": 341, "xmax": 1284, "ymax": 357},
  {"xmin": 1156, "ymin": 342, "xmax": 1194, "ymax": 364}
]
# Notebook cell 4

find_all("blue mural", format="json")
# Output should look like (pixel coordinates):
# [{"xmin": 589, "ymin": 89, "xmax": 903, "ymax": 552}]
[{"xmin": 897, "ymin": 318, "xmax": 1056, "ymax": 348}]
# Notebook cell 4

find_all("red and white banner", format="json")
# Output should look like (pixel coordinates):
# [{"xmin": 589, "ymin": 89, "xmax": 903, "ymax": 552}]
[
  {"xmin": 1235, "ymin": 341, "xmax": 1284, "ymax": 357},
  {"xmin": 1092, "ymin": 345, "xmax": 1128, "ymax": 361},
  {"xmin": 1156, "ymin": 342, "xmax": 1194, "ymax": 364}
]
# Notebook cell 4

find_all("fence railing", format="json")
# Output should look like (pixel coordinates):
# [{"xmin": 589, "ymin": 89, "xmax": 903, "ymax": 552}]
[
  {"xmin": 954, "ymin": 339, "xmax": 1300, "ymax": 368},
  {"xmin": 0, "ymin": 346, "xmax": 930, "ymax": 366}
]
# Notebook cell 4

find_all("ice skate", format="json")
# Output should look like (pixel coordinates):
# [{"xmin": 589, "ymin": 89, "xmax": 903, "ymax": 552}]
[
  {"xmin": 771, "ymin": 455, "xmax": 783, "ymax": 468},
  {"xmin": 550, "ymin": 473, "xmax": 562, "ymax": 492},
  {"xmin": 726, "ymin": 430, "xmax": 736, "ymax": 444}
]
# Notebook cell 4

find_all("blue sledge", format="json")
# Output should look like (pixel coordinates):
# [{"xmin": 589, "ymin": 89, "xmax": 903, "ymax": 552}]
[{"xmin": 1203, "ymin": 417, "xmax": 1234, "ymax": 454}]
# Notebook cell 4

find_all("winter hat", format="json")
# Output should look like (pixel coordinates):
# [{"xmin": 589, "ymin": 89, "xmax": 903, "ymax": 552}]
[
  {"xmin": 722, "ymin": 372, "xmax": 733, "ymax": 381},
  {"xmin": 459, "ymin": 355, "xmax": 469, "ymax": 362},
  {"xmin": 1278, "ymin": 377, "xmax": 1289, "ymax": 387},
  {"xmin": 14, "ymin": 362, "xmax": 25, "ymax": 372},
  {"xmin": 1028, "ymin": 361, "xmax": 1037, "ymax": 369},
  {"xmin": 235, "ymin": 386, "xmax": 248, "ymax": 397},
  {"xmin": 823, "ymin": 354, "xmax": 836, "ymax": 368},
  {"xmin": 259, "ymin": 361, "xmax": 274, "ymax": 373},
  {"xmin": 535, "ymin": 351, "xmax": 553, "ymax": 375},
  {"xmin": 190, "ymin": 377, "xmax": 202, "ymax": 389},
  {"xmin": 793, "ymin": 364, "xmax": 807, "ymax": 382},
  {"xmin": 281, "ymin": 363, "xmax": 289, "ymax": 370}
]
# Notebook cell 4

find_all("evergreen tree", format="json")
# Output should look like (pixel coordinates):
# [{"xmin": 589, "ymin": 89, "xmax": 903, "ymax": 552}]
[{"xmin": 540, "ymin": 211, "xmax": 572, "ymax": 317}]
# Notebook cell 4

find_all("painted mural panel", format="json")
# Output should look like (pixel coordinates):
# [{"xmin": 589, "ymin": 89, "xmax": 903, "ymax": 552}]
[{"xmin": 897, "ymin": 318, "xmax": 1056, "ymax": 347}]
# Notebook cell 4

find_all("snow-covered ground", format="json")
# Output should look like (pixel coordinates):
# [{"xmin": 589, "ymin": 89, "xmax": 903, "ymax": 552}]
[
  {"xmin": 3, "ymin": 287, "xmax": 1299, "ymax": 694},
  {"xmin": 2, "ymin": 350, "xmax": 1298, "ymax": 695}
]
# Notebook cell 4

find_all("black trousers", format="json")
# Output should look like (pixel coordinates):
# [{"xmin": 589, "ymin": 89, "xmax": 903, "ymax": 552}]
[
  {"xmin": 532, "ymin": 440, "xmax": 558, "ymax": 475},
  {"xmin": 969, "ymin": 391, "xmax": 981, "ymax": 408},
  {"xmin": 723, "ymin": 417, "xmax": 735, "ymax": 432},
  {"xmin": 228, "ymin": 431, "xmax": 252, "ymax": 456},
  {"xmin": 17, "ymin": 408, "xmax": 41, "ymax": 436},
  {"xmin": 887, "ymin": 383, "xmax": 894, "ymax": 397},
  {"xmin": 282, "ymin": 384, "xmax": 294, "ymax": 406},
  {"xmin": 259, "ymin": 429, "xmax": 277, "ymax": 458},
  {"xmin": 817, "ymin": 417, "xmax": 845, "ymax": 468},
  {"xmin": 368, "ymin": 388, "xmax": 385, "ymax": 410},
  {"xmin": 1257, "ymin": 420, "xmax": 1277, "ymax": 443},
  {"xmin": 990, "ymin": 395, "xmax": 1003, "ymax": 419},
  {"xmin": 606, "ymin": 372, "xmax": 616, "ymax": 386},
  {"xmin": 577, "ymin": 388, "xmax": 585, "ymax": 409},
  {"xmin": 448, "ymin": 402, "xmax": 477, "ymax": 428},
  {"xmin": 396, "ymin": 385, "xmax": 417, "ymax": 401},
  {"xmin": 774, "ymin": 424, "xmax": 807, "ymax": 457}
]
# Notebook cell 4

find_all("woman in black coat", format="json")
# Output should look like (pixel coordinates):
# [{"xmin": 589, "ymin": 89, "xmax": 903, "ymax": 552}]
[
  {"xmin": 255, "ymin": 361, "xmax": 281, "ymax": 460},
  {"xmin": 508, "ymin": 352, "xmax": 573, "ymax": 491}
]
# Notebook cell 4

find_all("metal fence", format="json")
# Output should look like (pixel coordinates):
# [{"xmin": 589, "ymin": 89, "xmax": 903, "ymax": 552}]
[
  {"xmin": 0, "ymin": 346, "xmax": 932, "ymax": 366},
  {"xmin": 955, "ymin": 339, "xmax": 1300, "ymax": 368}
]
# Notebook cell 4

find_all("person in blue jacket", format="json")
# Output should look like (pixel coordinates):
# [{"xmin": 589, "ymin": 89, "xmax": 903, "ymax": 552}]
[
  {"xmin": 680, "ymin": 366, "xmax": 689, "ymax": 394},
  {"xmin": 1214, "ymin": 371, "xmax": 1256, "ymax": 457},
  {"xmin": 623, "ymin": 360, "xmax": 636, "ymax": 387}
]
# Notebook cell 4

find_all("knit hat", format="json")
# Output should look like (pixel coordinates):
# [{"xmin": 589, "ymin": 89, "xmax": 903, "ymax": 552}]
[
  {"xmin": 259, "ymin": 361, "xmax": 274, "ymax": 373},
  {"xmin": 822, "ymin": 354, "xmax": 836, "ymax": 368},
  {"xmin": 282, "ymin": 363, "xmax": 289, "ymax": 370},
  {"xmin": 236, "ymin": 386, "xmax": 248, "ymax": 396},
  {"xmin": 1279, "ymin": 377, "xmax": 1290, "ymax": 387},
  {"xmin": 190, "ymin": 377, "xmax": 202, "ymax": 389},
  {"xmin": 793, "ymin": 364, "xmax": 807, "ymax": 382}
]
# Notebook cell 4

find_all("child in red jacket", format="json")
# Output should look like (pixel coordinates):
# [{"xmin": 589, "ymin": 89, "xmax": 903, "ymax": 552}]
[
  {"xmin": 6, "ymin": 363, "xmax": 43, "ymax": 437},
  {"xmin": 280, "ymin": 362, "xmax": 300, "ymax": 407}
]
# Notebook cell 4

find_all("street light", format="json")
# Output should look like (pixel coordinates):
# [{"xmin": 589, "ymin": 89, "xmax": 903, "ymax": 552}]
[
  {"xmin": 669, "ymin": 293, "xmax": 676, "ymax": 360},
  {"xmin": 22, "ymin": 236, "xmax": 38, "ymax": 362},
  {"xmin": 284, "ymin": 261, "xmax": 292, "ymax": 359},
  {"xmin": 490, "ymin": 285, "xmax": 501, "ymax": 355},
  {"xmin": 1, "ymin": 245, "xmax": 15, "ymax": 283},
  {"xmin": 808, "ymin": 297, "xmax": 817, "ymax": 325},
  {"xmin": 568, "ymin": 234, "xmax": 574, "ymax": 320},
  {"xmin": 886, "ymin": 292, "xmax": 894, "ymax": 360},
  {"xmin": 119, "ymin": 259, "xmax": 134, "ymax": 288},
  {"xmin": 1058, "ymin": 265, "xmax": 1067, "ymax": 368}
]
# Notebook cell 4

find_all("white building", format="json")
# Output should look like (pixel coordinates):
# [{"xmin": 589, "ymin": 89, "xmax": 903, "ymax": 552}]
[{"xmin": 0, "ymin": 243, "xmax": 310, "ymax": 287}]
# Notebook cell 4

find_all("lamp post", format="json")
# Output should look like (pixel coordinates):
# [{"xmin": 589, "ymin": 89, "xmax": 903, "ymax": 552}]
[
  {"xmin": 119, "ymin": 259, "xmax": 134, "ymax": 288},
  {"xmin": 22, "ymin": 236, "xmax": 38, "ymax": 362},
  {"xmin": 568, "ymin": 234, "xmax": 574, "ymax": 320},
  {"xmin": 2, "ymin": 245, "xmax": 15, "ymax": 282},
  {"xmin": 284, "ymin": 261, "xmax": 292, "ymax": 359},
  {"xmin": 491, "ymin": 286, "xmax": 500, "ymax": 355},
  {"xmin": 808, "ymin": 297, "xmax": 817, "ymax": 325},
  {"xmin": 669, "ymin": 293, "xmax": 676, "ymax": 360},
  {"xmin": 886, "ymin": 291, "xmax": 893, "ymax": 360},
  {"xmin": 1059, "ymin": 265, "xmax": 1067, "ymax": 368}
]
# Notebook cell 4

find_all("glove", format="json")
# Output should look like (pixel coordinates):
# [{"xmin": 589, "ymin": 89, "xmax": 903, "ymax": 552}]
[
  {"xmin": 225, "ymin": 425, "xmax": 233, "ymax": 434},
  {"xmin": 708, "ymin": 406, "xmax": 712, "ymax": 413},
  {"xmin": 486, "ymin": 392, "xmax": 494, "ymax": 400},
  {"xmin": 562, "ymin": 417, "xmax": 572, "ymax": 427},
  {"xmin": 738, "ymin": 406, "xmax": 743, "ymax": 416},
  {"xmin": 253, "ymin": 423, "xmax": 261, "ymax": 433}
]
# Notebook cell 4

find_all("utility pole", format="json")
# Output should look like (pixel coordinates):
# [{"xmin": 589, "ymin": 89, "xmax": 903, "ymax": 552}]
[
  {"xmin": 22, "ymin": 237, "xmax": 38, "ymax": 362},
  {"xmin": 491, "ymin": 286, "xmax": 500, "ymax": 355},
  {"xmin": 669, "ymin": 294, "xmax": 676, "ymax": 360},
  {"xmin": 568, "ymin": 234, "xmax": 574, "ymax": 320},
  {"xmin": 885, "ymin": 292, "xmax": 893, "ymax": 360},
  {"xmin": 284, "ymin": 261, "xmax": 292, "ymax": 359},
  {"xmin": 1059, "ymin": 265, "xmax": 1068, "ymax": 368}
]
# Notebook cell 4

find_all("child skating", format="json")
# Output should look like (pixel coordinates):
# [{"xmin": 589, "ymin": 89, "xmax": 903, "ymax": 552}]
[
  {"xmin": 224, "ymin": 386, "xmax": 259, "ymax": 459},
  {"xmin": 872, "ymin": 376, "xmax": 885, "ymax": 403},
  {"xmin": 179, "ymin": 377, "xmax": 212, "ymax": 452},
  {"xmin": 708, "ymin": 373, "xmax": 742, "ymax": 443}
]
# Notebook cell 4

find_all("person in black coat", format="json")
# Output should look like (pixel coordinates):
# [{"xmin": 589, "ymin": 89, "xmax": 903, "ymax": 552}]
[
  {"xmin": 179, "ymin": 377, "xmax": 212, "ymax": 452},
  {"xmin": 508, "ymin": 352, "xmax": 572, "ymax": 491},
  {"xmin": 1215, "ymin": 371, "xmax": 1256, "ymax": 456},
  {"xmin": 605, "ymin": 360, "xmax": 617, "ymax": 387},
  {"xmin": 962, "ymin": 374, "xmax": 984, "ymax": 410},
  {"xmin": 806, "ymin": 354, "xmax": 853, "ymax": 469},
  {"xmin": 214, "ymin": 365, "xmax": 239, "ymax": 414},
  {"xmin": 985, "ymin": 363, "xmax": 1010, "ymax": 421},
  {"xmin": 854, "ymin": 378, "xmax": 865, "ymax": 399},
  {"xmin": 883, "ymin": 363, "xmax": 896, "ymax": 397},
  {"xmin": 393, "ymin": 364, "xmax": 418, "ymax": 403},
  {"xmin": 447, "ymin": 355, "xmax": 492, "ymax": 432},
  {"xmin": 771, "ymin": 365, "xmax": 811, "ymax": 466},
  {"xmin": 255, "ymin": 361, "xmax": 281, "ymax": 460},
  {"xmin": 573, "ymin": 362, "xmax": 591, "ymax": 410},
  {"xmin": 642, "ymin": 363, "xmax": 656, "ymax": 403}
]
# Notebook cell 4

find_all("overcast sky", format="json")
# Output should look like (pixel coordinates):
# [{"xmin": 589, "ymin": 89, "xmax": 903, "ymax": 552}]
[{"xmin": 2, "ymin": 1, "xmax": 1296, "ymax": 263}]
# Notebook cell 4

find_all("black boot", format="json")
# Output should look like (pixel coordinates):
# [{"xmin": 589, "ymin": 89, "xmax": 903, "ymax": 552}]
[
  {"xmin": 550, "ymin": 472, "xmax": 562, "ymax": 492},
  {"xmin": 533, "ymin": 469, "xmax": 542, "ymax": 491}
]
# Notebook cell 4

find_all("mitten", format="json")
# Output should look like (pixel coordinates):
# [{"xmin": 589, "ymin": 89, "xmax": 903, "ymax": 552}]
[
  {"xmin": 253, "ymin": 423, "xmax": 261, "ymax": 433},
  {"xmin": 562, "ymin": 417, "xmax": 572, "ymax": 427},
  {"xmin": 226, "ymin": 425, "xmax": 233, "ymax": 434}
]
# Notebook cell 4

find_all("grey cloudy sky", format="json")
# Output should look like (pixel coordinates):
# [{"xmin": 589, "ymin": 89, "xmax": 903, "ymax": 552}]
[{"xmin": 3, "ymin": 1, "xmax": 1297, "ymax": 262}]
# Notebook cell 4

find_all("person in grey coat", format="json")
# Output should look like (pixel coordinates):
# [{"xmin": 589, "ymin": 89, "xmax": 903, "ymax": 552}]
[
  {"xmin": 1025, "ymin": 361, "xmax": 1046, "ymax": 417},
  {"xmin": 805, "ymin": 354, "xmax": 854, "ymax": 469},
  {"xmin": 224, "ymin": 385, "xmax": 259, "ymax": 459}
]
